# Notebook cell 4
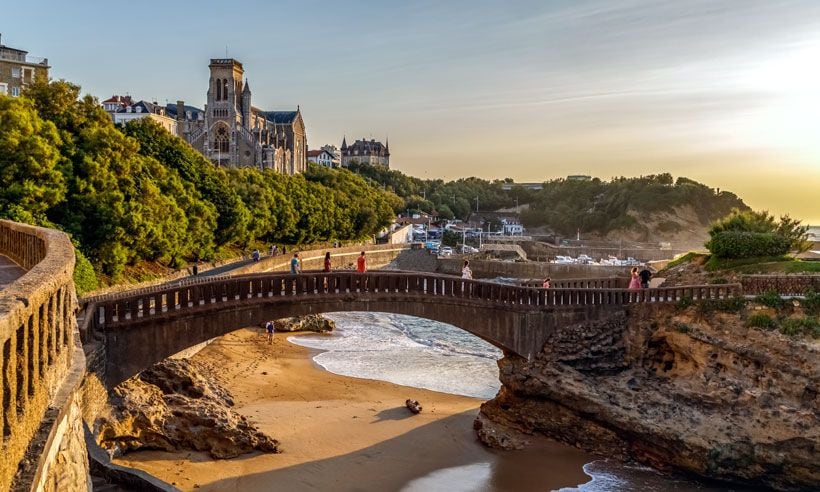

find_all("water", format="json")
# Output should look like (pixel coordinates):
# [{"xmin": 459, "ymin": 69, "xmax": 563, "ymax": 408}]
[
  {"xmin": 289, "ymin": 312, "xmax": 757, "ymax": 492},
  {"xmin": 288, "ymin": 312, "xmax": 502, "ymax": 399}
]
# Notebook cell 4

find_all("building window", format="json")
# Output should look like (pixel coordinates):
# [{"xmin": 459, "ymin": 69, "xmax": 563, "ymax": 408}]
[
  {"xmin": 11, "ymin": 87, "xmax": 20, "ymax": 97},
  {"xmin": 0, "ymin": 83, "xmax": 6, "ymax": 95},
  {"xmin": 11, "ymin": 67, "xmax": 21, "ymax": 78},
  {"xmin": 216, "ymin": 79, "xmax": 222, "ymax": 101},
  {"xmin": 215, "ymin": 126, "xmax": 230, "ymax": 153},
  {"xmin": 223, "ymin": 79, "xmax": 229, "ymax": 100}
]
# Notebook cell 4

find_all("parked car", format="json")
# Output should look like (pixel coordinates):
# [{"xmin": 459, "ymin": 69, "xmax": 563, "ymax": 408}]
[
  {"xmin": 459, "ymin": 245, "xmax": 479, "ymax": 254},
  {"xmin": 440, "ymin": 246, "xmax": 454, "ymax": 257}
]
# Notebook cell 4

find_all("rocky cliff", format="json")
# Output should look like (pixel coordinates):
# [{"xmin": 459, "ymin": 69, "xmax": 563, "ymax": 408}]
[
  {"xmin": 476, "ymin": 304, "xmax": 819, "ymax": 491},
  {"xmin": 96, "ymin": 359, "xmax": 279, "ymax": 459}
]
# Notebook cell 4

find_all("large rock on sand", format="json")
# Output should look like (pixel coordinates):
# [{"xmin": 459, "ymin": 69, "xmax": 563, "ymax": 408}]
[
  {"xmin": 97, "ymin": 359, "xmax": 279, "ymax": 459},
  {"xmin": 274, "ymin": 314, "xmax": 335, "ymax": 333}
]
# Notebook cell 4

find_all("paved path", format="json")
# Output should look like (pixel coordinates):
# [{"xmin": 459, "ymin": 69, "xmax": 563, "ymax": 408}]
[{"xmin": 0, "ymin": 254, "xmax": 26, "ymax": 291}]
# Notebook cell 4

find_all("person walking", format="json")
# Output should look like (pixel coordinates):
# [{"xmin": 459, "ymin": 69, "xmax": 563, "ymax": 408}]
[
  {"xmin": 290, "ymin": 253, "xmax": 301, "ymax": 274},
  {"xmin": 356, "ymin": 251, "xmax": 367, "ymax": 273},
  {"xmin": 461, "ymin": 260, "xmax": 473, "ymax": 279},
  {"xmin": 323, "ymin": 252, "xmax": 332, "ymax": 273},
  {"xmin": 265, "ymin": 320, "xmax": 274, "ymax": 344},
  {"xmin": 639, "ymin": 267, "xmax": 653, "ymax": 289},
  {"xmin": 542, "ymin": 277, "xmax": 551, "ymax": 289},
  {"xmin": 628, "ymin": 267, "xmax": 641, "ymax": 290},
  {"xmin": 252, "ymin": 249, "xmax": 260, "ymax": 262}
]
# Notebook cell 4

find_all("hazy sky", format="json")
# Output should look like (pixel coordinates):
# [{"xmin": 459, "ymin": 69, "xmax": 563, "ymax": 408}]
[{"xmin": 4, "ymin": 0, "xmax": 819, "ymax": 223}]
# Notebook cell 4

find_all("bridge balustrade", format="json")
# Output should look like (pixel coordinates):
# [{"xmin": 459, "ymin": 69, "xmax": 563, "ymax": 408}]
[{"xmin": 88, "ymin": 271, "xmax": 742, "ymax": 328}]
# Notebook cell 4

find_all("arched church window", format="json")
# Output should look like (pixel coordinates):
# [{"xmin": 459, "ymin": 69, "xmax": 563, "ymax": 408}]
[
  {"xmin": 223, "ymin": 79, "xmax": 229, "ymax": 101},
  {"xmin": 216, "ymin": 79, "xmax": 222, "ymax": 101},
  {"xmin": 214, "ymin": 126, "xmax": 230, "ymax": 153}
]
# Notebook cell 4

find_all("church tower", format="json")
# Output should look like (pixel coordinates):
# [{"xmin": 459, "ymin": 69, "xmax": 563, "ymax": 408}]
[{"xmin": 206, "ymin": 58, "xmax": 245, "ymax": 166}]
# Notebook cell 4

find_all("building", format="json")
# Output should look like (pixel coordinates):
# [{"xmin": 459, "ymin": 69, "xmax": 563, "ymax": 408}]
[
  {"xmin": 340, "ymin": 137, "xmax": 390, "ymax": 168},
  {"xmin": 111, "ymin": 100, "xmax": 177, "ymax": 134},
  {"xmin": 567, "ymin": 175, "xmax": 592, "ymax": 181},
  {"xmin": 320, "ymin": 144, "xmax": 341, "ymax": 167},
  {"xmin": 0, "ymin": 34, "xmax": 49, "ymax": 97},
  {"xmin": 174, "ymin": 58, "xmax": 307, "ymax": 174},
  {"xmin": 101, "ymin": 95, "xmax": 133, "ymax": 112},
  {"xmin": 307, "ymin": 149, "xmax": 335, "ymax": 167}
]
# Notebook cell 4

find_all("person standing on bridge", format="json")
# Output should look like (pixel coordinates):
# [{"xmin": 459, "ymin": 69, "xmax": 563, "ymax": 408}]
[
  {"xmin": 639, "ymin": 267, "xmax": 653, "ymax": 289},
  {"xmin": 357, "ymin": 251, "xmax": 367, "ymax": 273},
  {"xmin": 542, "ymin": 277, "xmax": 551, "ymax": 289},
  {"xmin": 291, "ymin": 253, "xmax": 301, "ymax": 274},
  {"xmin": 461, "ymin": 260, "xmax": 472, "ymax": 279},
  {"xmin": 323, "ymin": 252, "xmax": 332, "ymax": 273},
  {"xmin": 628, "ymin": 267, "xmax": 641, "ymax": 290}
]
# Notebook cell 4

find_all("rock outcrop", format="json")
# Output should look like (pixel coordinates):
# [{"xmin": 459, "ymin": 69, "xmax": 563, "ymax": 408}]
[
  {"xmin": 477, "ymin": 304, "xmax": 819, "ymax": 491},
  {"xmin": 97, "ymin": 359, "xmax": 279, "ymax": 459},
  {"xmin": 274, "ymin": 314, "xmax": 335, "ymax": 333}
]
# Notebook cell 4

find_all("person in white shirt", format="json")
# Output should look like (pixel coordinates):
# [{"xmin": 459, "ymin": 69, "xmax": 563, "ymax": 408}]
[{"xmin": 461, "ymin": 260, "xmax": 473, "ymax": 279}]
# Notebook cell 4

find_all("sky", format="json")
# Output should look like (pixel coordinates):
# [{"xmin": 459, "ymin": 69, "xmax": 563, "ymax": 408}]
[{"xmin": 3, "ymin": 0, "xmax": 819, "ymax": 223}]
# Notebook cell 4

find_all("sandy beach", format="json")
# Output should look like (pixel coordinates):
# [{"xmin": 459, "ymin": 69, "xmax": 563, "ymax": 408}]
[{"xmin": 114, "ymin": 328, "xmax": 592, "ymax": 491}]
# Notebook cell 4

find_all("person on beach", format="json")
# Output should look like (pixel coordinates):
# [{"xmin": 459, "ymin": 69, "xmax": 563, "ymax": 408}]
[
  {"xmin": 542, "ymin": 277, "xmax": 551, "ymax": 289},
  {"xmin": 356, "ymin": 251, "xmax": 367, "ymax": 273},
  {"xmin": 265, "ymin": 321, "xmax": 274, "ymax": 344},
  {"xmin": 291, "ymin": 253, "xmax": 301, "ymax": 274},
  {"xmin": 461, "ymin": 260, "xmax": 473, "ymax": 279},
  {"xmin": 628, "ymin": 267, "xmax": 641, "ymax": 289},
  {"xmin": 639, "ymin": 268, "xmax": 652, "ymax": 289}
]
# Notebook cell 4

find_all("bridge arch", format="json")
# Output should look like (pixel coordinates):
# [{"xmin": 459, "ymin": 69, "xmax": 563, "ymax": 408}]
[{"xmin": 83, "ymin": 271, "xmax": 741, "ymax": 387}]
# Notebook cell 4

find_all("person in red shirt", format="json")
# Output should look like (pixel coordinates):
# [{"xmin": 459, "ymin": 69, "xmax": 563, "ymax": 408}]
[
  {"xmin": 323, "ymin": 252, "xmax": 332, "ymax": 272},
  {"xmin": 356, "ymin": 251, "xmax": 367, "ymax": 272}
]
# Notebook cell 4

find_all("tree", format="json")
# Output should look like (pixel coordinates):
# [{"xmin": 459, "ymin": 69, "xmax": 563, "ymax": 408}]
[
  {"xmin": 705, "ymin": 209, "xmax": 810, "ymax": 258},
  {"xmin": 0, "ymin": 96, "xmax": 65, "ymax": 224}
]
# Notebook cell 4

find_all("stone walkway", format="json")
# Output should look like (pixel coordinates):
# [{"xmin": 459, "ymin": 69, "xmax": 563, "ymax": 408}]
[{"xmin": 0, "ymin": 254, "xmax": 26, "ymax": 291}]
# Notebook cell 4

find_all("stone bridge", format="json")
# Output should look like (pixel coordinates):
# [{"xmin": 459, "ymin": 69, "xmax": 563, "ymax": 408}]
[
  {"xmin": 0, "ymin": 218, "xmax": 754, "ymax": 491},
  {"xmin": 82, "ymin": 271, "xmax": 741, "ymax": 387}
]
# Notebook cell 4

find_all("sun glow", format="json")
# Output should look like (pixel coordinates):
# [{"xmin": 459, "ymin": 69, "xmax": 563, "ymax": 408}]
[{"xmin": 740, "ymin": 41, "xmax": 820, "ymax": 162}]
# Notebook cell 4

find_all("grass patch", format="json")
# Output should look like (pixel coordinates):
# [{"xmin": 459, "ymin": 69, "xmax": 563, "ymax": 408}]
[
  {"xmin": 663, "ymin": 252, "xmax": 704, "ymax": 271},
  {"xmin": 704, "ymin": 255, "xmax": 820, "ymax": 274},
  {"xmin": 779, "ymin": 317, "xmax": 820, "ymax": 338},
  {"xmin": 755, "ymin": 290, "xmax": 785, "ymax": 309},
  {"xmin": 673, "ymin": 322, "xmax": 691, "ymax": 333},
  {"xmin": 746, "ymin": 314, "xmax": 776, "ymax": 330},
  {"xmin": 696, "ymin": 297, "xmax": 746, "ymax": 316}
]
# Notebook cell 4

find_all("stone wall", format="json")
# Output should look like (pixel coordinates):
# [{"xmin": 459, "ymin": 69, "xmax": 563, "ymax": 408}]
[
  {"xmin": 437, "ymin": 257, "xmax": 633, "ymax": 279},
  {"xmin": 230, "ymin": 243, "xmax": 410, "ymax": 275},
  {"xmin": 0, "ymin": 220, "xmax": 88, "ymax": 491}
]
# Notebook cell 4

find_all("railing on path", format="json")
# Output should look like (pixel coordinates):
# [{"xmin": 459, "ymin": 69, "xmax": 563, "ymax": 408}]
[
  {"xmin": 88, "ymin": 271, "xmax": 742, "ymax": 328},
  {"xmin": 741, "ymin": 275, "xmax": 820, "ymax": 296},
  {"xmin": 518, "ymin": 277, "xmax": 631, "ymax": 290}
]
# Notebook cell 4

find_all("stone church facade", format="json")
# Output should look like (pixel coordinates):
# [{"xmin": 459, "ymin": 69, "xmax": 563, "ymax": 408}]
[{"xmin": 173, "ymin": 58, "xmax": 307, "ymax": 174}]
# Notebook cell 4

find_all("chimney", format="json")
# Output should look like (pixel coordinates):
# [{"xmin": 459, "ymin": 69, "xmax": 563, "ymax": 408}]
[{"xmin": 176, "ymin": 100, "xmax": 185, "ymax": 121}]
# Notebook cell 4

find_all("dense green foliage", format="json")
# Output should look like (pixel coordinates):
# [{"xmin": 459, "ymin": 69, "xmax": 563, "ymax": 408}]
[
  {"xmin": 705, "ymin": 209, "xmax": 810, "ymax": 259},
  {"xmin": 755, "ymin": 290, "xmax": 785, "ymax": 309},
  {"xmin": 0, "ymin": 81, "xmax": 395, "ymax": 282},
  {"xmin": 521, "ymin": 174, "xmax": 747, "ymax": 236}
]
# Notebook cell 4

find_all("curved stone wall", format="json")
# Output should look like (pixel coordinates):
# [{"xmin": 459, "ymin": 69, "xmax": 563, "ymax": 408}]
[{"xmin": 0, "ymin": 220, "xmax": 86, "ymax": 492}]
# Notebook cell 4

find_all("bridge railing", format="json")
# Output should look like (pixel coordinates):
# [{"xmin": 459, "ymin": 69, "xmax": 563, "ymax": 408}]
[
  {"xmin": 90, "ymin": 271, "xmax": 742, "ymax": 327},
  {"xmin": 518, "ymin": 277, "xmax": 631, "ymax": 289},
  {"xmin": 741, "ymin": 275, "xmax": 820, "ymax": 296},
  {"xmin": 0, "ymin": 220, "xmax": 77, "ymax": 491}
]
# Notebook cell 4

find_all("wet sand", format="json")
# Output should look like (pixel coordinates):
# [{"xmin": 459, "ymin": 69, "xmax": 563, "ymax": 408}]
[{"xmin": 115, "ymin": 328, "xmax": 592, "ymax": 491}]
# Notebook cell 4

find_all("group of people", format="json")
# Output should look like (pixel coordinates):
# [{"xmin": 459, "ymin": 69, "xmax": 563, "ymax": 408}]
[
  {"xmin": 289, "ymin": 251, "xmax": 368, "ymax": 274},
  {"xmin": 629, "ymin": 267, "xmax": 653, "ymax": 289}
]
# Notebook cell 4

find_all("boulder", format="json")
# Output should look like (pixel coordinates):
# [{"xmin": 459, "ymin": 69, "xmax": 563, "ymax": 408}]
[
  {"xmin": 97, "ymin": 359, "xmax": 279, "ymax": 459},
  {"xmin": 405, "ymin": 399, "xmax": 422, "ymax": 414},
  {"xmin": 274, "ymin": 314, "xmax": 335, "ymax": 333}
]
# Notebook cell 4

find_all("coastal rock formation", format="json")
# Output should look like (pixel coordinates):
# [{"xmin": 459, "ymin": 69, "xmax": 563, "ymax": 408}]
[
  {"xmin": 477, "ymin": 304, "xmax": 819, "ymax": 491},
  {"xmin": 97, "ymin": 359, "xmax": 279, "ymax": 459},
  {"xmin": 274, "ymin": 314, "xmax": 335, "ymax": 333}
]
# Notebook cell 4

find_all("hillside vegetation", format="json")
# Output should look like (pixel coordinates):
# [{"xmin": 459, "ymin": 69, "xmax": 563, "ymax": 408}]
[{"xmin": 0, "ymin": 80, "xmax": 397, "ymax": 289}]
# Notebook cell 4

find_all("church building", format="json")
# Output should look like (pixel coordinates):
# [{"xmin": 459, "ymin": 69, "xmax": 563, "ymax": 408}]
[{"xmin": 173, "ymin": 58, "xmax": 307, "ymax": 174}]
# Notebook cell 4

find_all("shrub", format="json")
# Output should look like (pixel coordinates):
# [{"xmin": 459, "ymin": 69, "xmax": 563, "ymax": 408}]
[
  {"xmin": 709, "ymin": 277, "xmax": 729, "ymax": 284},
  {"xmin": 779, "ymin": 317, "xmax": 820, "ymax": 338},
  {"xmin": 755, "ymin": 290, "xmax": 785, "ymax": 309},
  {"xmin": 803, "ymin": 289, "xmax": 820, "ymax": 315},
  {"xmin": 676, "ymin": 297, "xmax": 694, "ymax": 310},
  {"xmin": 717, "ymin": 298, "xmax": 745, "ymax": 313},
  {"xmin": 73, "ymin": 248, "xmax": 99, "ymax": 296},
  {"xmin": 706, "ymin": 231, "xmax": 791, "ymax": 259},
  {"xmin": 746, "ymin": 314, "xmax": 776, "ymax": 330},
  {"xmin": 674, "ymin": 322, "xmax": 691, "ymax": 333}
]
